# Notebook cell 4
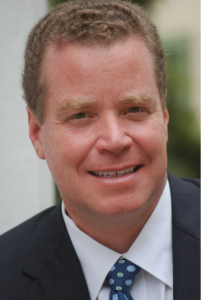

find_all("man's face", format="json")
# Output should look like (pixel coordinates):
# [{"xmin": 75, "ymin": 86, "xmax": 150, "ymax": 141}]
[{"xmin": 28, "ymin": 36, "xmax": 169, "ymax": 222}]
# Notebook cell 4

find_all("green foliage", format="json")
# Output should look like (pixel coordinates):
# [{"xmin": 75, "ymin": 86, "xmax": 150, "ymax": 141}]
[
  {"xmin": 49, "ymin": 0, "xmax": 155, "ymax": 10},
  {"xmin": 55, "ymin": 183, "xmax": 61, "ymax": 204},
  {"xmin": 49, "ymin": 0, "xmax": 67, "ymax": 8},
  {"xmin": 164, "ymin": 37, "xmax": 200, "ymax": 178}
]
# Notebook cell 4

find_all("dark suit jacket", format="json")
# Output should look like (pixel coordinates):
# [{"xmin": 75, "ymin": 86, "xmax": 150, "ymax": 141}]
[{"xmin": 0, "ymin": 174, "xmax": 200, "ymax": 300}]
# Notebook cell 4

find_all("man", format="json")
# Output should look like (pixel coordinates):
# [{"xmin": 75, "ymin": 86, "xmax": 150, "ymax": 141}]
[{"xmin": 0, "ymin": 0, "xmax": 199, "ymax": 299}]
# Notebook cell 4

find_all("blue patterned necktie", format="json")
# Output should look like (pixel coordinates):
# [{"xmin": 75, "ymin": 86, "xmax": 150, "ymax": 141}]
[{"xmin": 106, "ymin": 258, "xmax": 141, "ymax": 300}]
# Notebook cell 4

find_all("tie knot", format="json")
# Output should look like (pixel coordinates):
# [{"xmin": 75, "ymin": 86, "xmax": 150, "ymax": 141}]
[{"xmin": 106, "ymin": 258, "xmax": 141, "ymax": 295}]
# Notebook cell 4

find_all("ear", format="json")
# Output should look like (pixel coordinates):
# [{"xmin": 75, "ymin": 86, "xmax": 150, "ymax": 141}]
[
  {"xmin": 163, "ymin": 108, "xmax": 169, "ymax": 142},
  {"xmin": 26, "ymin": 106, "xmax": 45, "ymax": 159}
]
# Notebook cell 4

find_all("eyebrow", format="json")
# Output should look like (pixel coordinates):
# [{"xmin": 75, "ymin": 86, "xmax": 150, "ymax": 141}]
[
  {"xmin": 56, "ymin": 93, "xmax": 157, "ymax": 117},
  {"xmin": 118, "ymin": 93, "xmax": 157, "ymax": 111},
  {"xmin": 56, "ymin": 97, "xmax": 96, "ymax": 117}
]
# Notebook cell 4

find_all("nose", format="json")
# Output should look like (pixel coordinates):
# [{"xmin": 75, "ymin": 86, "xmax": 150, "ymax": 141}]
[{"xmin": 95, "ymin": 114, "xmax": 133, "ymax": 154}]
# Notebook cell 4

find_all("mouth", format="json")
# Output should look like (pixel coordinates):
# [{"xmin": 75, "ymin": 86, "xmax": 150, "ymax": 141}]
[{"xmin": 89, "ymin": 165, "xmax": 141, "ymax": 178}]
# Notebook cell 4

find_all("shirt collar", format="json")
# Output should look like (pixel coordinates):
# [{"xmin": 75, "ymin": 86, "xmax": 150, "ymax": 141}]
[
  {"xmin": 62, "ymin": 180, "xmax": 172, "ymax": 300},
  {"xmin": 62, "ymin": 201, "xmax": 120, "ymax": 300},
  {"xmin": 125, "ymin": 180, "xmax": 173, "ymax": 287}
]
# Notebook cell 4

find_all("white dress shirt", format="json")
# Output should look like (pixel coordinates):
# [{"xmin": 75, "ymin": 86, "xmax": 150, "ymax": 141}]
[{"xmin": 62, "ymin": 180, "xmax": 173, "ymax": 300}]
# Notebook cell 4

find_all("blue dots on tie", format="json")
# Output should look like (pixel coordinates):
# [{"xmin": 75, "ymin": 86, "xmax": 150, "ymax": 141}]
[
  {"xmin": 106, "ymin": 258, "xmax": 141, "ymax": 300},
  {"xmin": 110, "ymin": 266, "xmax": 116, "ymax": 271},
  {"xmin": 127, "ymin": 265, "xmax": 136, "ymax": 272},
  {"xmin": 119, "ymin": 259, "xmax": 125, "ymax": 264},
  {"xmin": 113, "ymin": 294, "xmax": 118, "ymax": 300},
  {"xmin": 125, "ymin": 279, "xmax": 132, "ymax": 286}
]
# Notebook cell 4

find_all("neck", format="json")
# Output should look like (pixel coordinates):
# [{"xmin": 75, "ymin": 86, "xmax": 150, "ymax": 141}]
[
  {"xmin": 77, "ymin": 214, "xmax": 149, "ymax": 254},
  {"xmin": 65, "ymin": 197, "xmax": 159, "ymax": 254}
]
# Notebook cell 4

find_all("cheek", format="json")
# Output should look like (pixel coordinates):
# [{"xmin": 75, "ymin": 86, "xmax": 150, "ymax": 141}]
[
  {"xmin": 129, "ymin": 120, "xmax": 167, "ymax": 156},
  {"xmin": 146, "ymin": 130, "xmax": 168, "ymax": 167},
  {"xmin": 48, "ymin": 128, "xmax": 96, "ymax": 171}
]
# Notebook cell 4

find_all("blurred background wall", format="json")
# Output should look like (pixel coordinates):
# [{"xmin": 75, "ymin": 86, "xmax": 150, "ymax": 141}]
[
  {"xmin": 0, "ymin": 0, "xmax": 54, "ymax": 234},
  {"xmin": 0, "ymin": 0, "xmax": 199, "ymax": 233},
  {"xmin": 151, "ymin": 0, "xmax": 200, "ymax": 117},
  {"xmin": 150, "ymin": 0, "xmax": 200, "ymax": 178}
]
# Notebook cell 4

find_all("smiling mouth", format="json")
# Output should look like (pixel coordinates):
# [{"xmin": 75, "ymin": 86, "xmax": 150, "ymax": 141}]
[{"xmin": 89, "ymin": 166, "xmax": 141, "ymax": 178}]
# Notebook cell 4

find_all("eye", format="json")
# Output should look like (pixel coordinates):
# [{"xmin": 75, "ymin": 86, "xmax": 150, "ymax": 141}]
[
  {"xmin": 127, "ymin": 107, "xmax": 141, "ymax": 113},
  {"xmin": 124, "ymin": 106, "xmax": 148, "ymax": 119},
  {"xmin": 72, "ymin": 112, "xmax": 88, "ymax": 119}
]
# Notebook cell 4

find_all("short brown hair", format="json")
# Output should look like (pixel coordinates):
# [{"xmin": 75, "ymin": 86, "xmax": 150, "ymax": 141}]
[{"xmin": 22, "ymin": 0, "xmax": 166, "ymax": 124}]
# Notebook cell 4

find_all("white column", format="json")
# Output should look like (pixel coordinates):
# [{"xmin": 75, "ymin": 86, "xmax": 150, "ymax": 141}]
[{"xmin": 0, "ymin": 0, "xmax": 55, "ymax": 234}]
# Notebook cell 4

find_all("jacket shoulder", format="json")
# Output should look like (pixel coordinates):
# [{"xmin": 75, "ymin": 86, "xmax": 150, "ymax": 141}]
[
  {"xmin": 168, "ymin": 173, "xmax": 200, "ymax": 240},
  {"xmin": 181, "ymin": 177, "xmax": 200, "ymax": 188},
  {"xmin": 0, "ymin": 205, "xmax": 57, "ymax": 244},
  {"xmin": 0, "ymin": 205, "xmax": 59, "ymax": 298},
  {"xmin": 168, "ymin": 172, "xmax": 200, "ymax": 197}
]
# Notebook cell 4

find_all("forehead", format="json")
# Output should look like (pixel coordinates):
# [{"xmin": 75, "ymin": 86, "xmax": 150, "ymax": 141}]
[
  {"xmin": 42, "ymin": 36, "xmax": 154, "ymax": 79},
  {"xmin": 41, "ymin": 36, "xmax": 160, "ymax": 110}
]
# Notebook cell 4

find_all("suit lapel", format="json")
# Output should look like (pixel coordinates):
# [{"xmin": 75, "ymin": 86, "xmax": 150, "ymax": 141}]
[
  {"xmin": 20, "ymin": 204, "xmax": 91, "ymax": 300},
  {"xmin": 18, "ymin": 175, "xmax": 200, "ymax": 300},
  {"xmin": 168, "ymin": 174, "xmax": 200, "ymax": 300}
]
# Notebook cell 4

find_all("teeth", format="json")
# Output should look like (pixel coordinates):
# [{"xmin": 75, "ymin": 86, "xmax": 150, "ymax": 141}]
[
  {"xmin": 93, "ymin": 166, "xmax": 138, "ymax": 177},
  {"xmin": 116, "ymin": 167, "xmax": 133, "ymax": 175}
]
